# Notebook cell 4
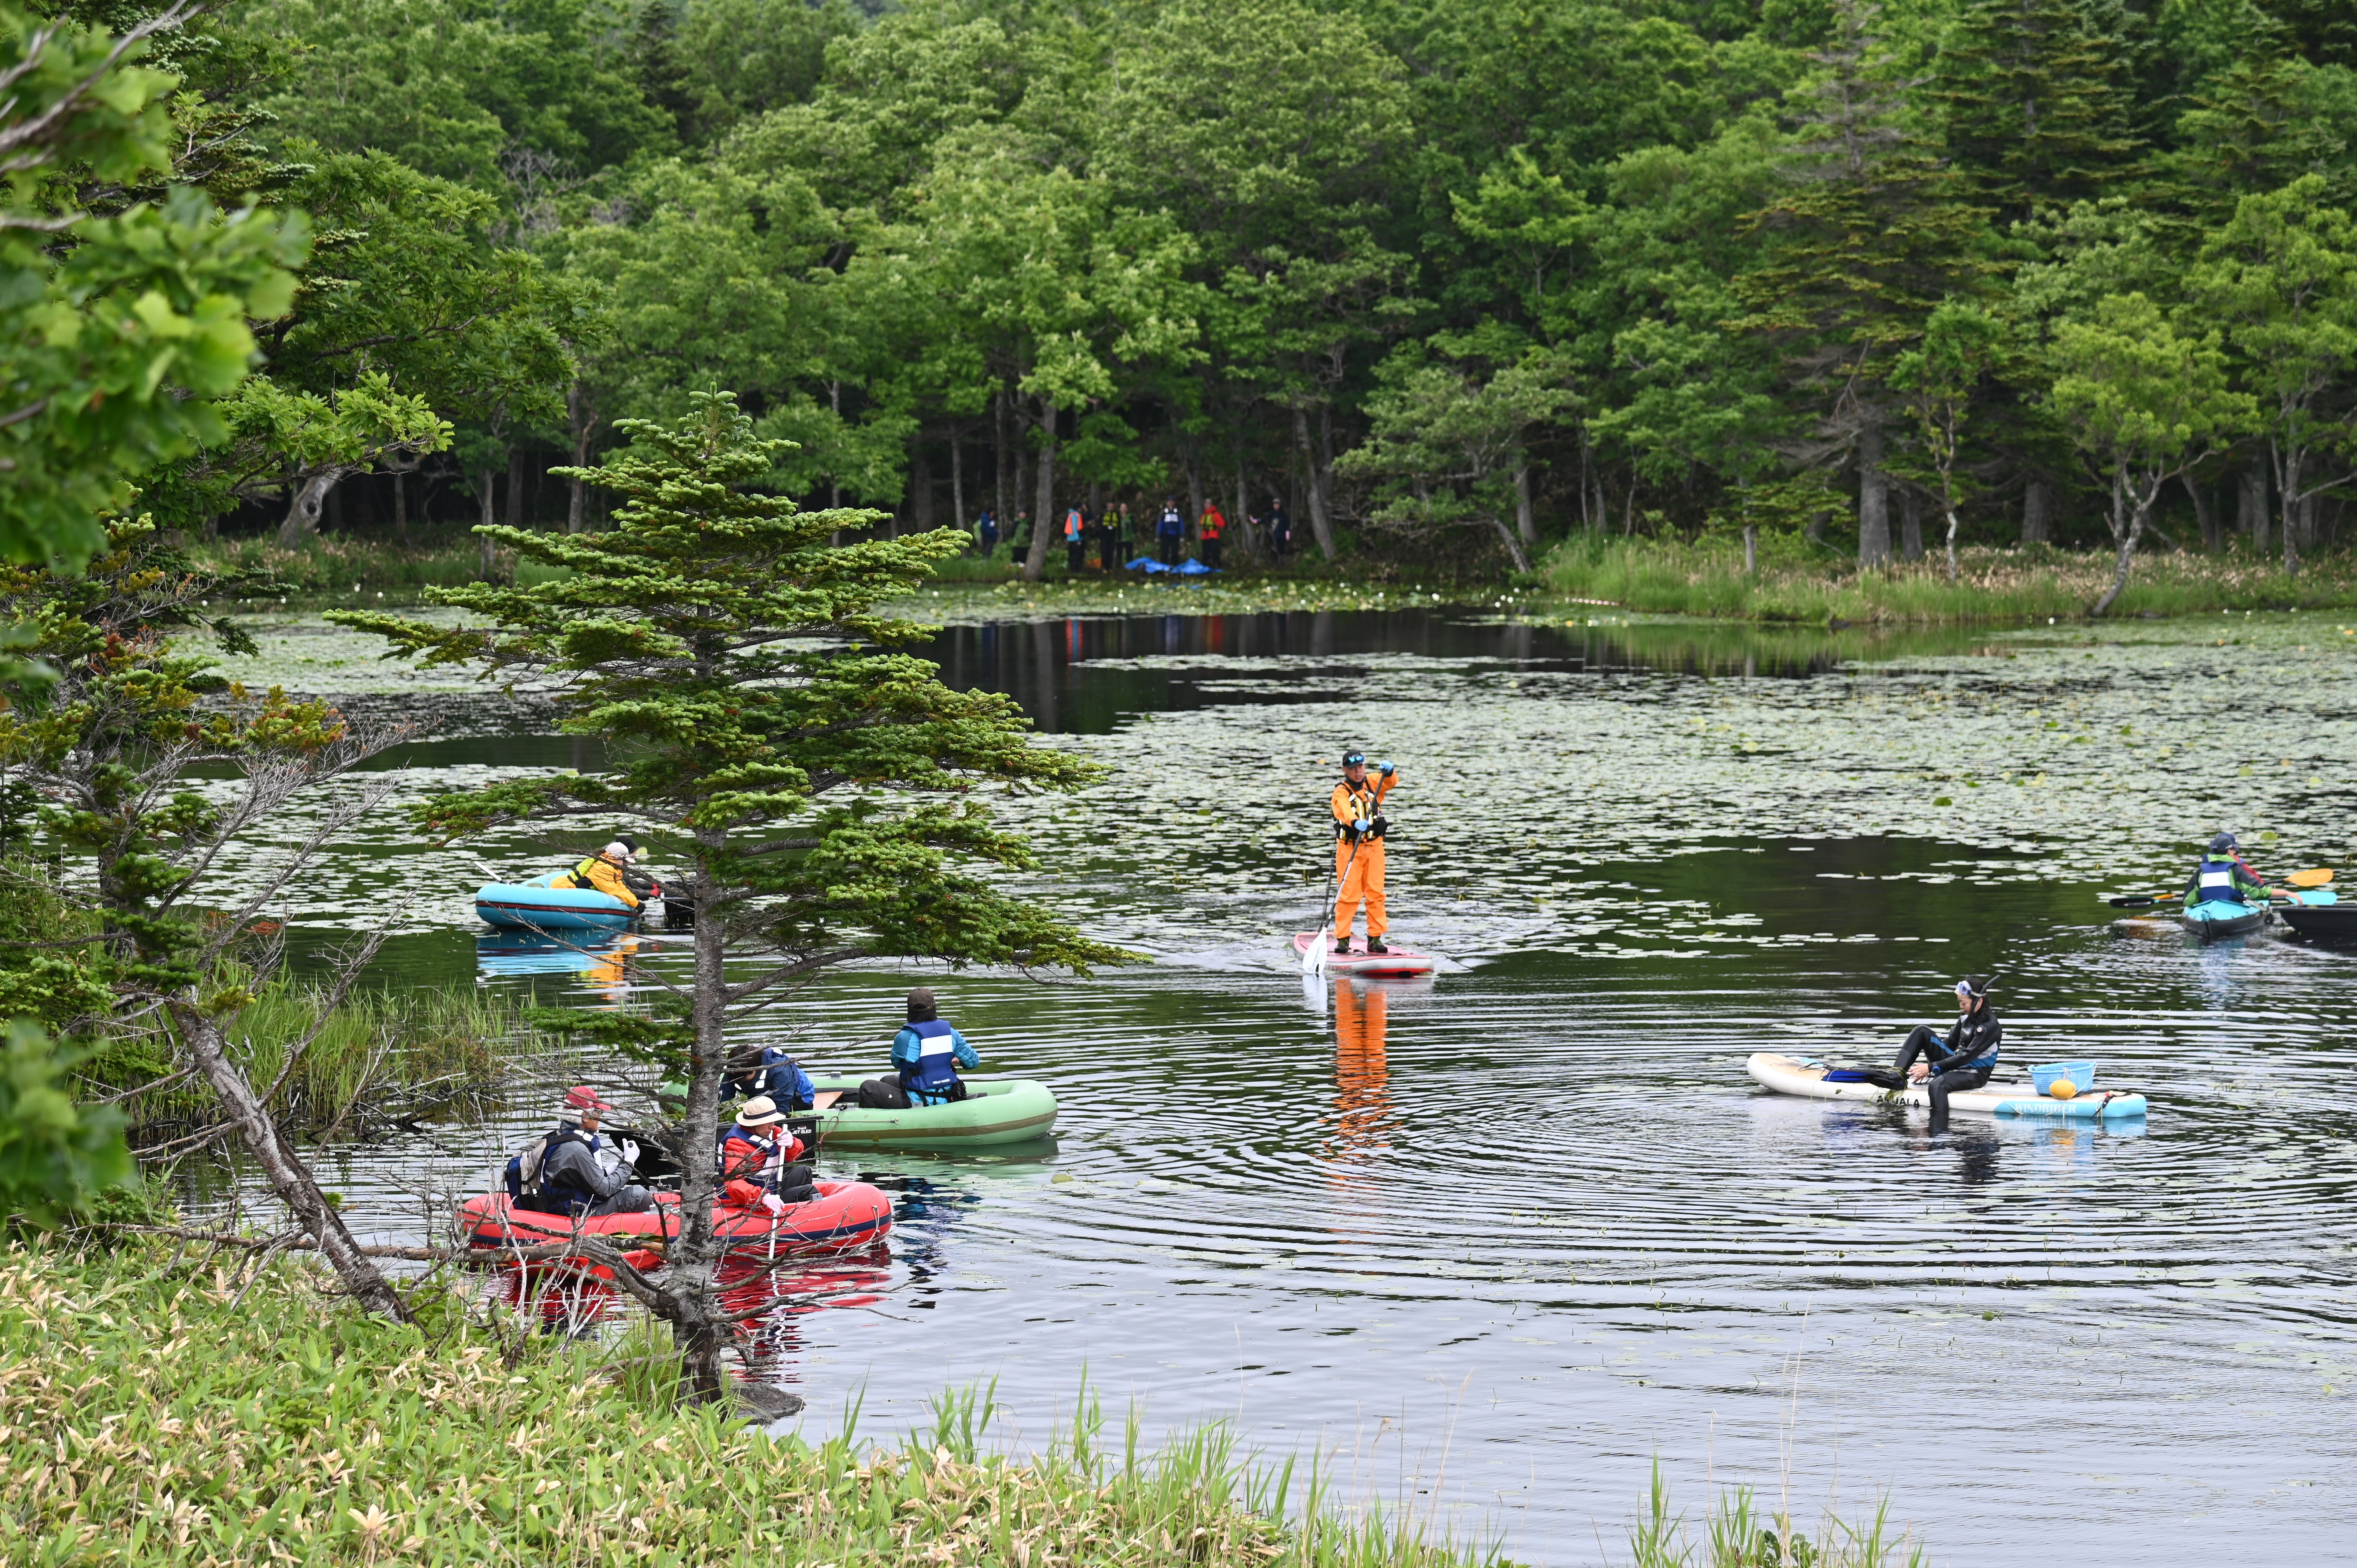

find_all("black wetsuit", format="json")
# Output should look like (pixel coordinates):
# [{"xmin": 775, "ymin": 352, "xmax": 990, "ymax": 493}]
[{"xmin": 1873, "ymin": 1006, "xmax": 2001, "ymax": 1126}]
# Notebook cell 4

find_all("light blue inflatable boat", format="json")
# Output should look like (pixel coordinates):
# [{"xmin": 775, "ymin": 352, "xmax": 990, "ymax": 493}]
[{"xmin": 475, "ymin": 872, "xmax": 640, "ymax": 932}]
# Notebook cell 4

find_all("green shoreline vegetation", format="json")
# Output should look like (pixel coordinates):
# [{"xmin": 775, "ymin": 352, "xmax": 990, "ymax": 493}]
[
  {"xmin": 187, "ymin": 531, "xmax": 2357, "ymax": 629},
  {"xmin": 0, "ymin": 1241, "xmax": 1923, "ymax": 1568},
  {"xmin": 0, "ymin": 1240, "xmax": 1497, "ymax": 1568}
]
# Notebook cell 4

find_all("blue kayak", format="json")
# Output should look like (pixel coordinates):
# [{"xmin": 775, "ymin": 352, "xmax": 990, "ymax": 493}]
[
  {"xmin": 2180, "ymin": 898, "xmax": 2271, "ymax": 941},
  {"xmin": 475, "ymin": 873, "xmax": 640, "ymax": 932}
]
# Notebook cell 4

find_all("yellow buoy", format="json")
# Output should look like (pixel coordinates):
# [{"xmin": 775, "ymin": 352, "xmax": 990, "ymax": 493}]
[{"xmin": 2049, "ymin": 1079, "xmax": 2079, "ymax": 1100}]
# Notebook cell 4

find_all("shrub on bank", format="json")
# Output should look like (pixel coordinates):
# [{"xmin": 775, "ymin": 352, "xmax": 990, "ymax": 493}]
[
  {"xmin": 0, "ymin": 1242, "xmax": 1495, "ymax": 1567},
  {"xmin": 1544, "ymin": 537, "xmax": 2357, "ymax": 623}
]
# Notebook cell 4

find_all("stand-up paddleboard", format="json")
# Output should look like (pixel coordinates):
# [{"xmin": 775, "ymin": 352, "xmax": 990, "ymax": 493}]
[
  {"xmin": 1747, "ymin": 1052, "xmax": 2148, "ymax": 1119},
  {"xmin": 1292, "ymin": 933, "xmax": 1437, "ymax": 978}
]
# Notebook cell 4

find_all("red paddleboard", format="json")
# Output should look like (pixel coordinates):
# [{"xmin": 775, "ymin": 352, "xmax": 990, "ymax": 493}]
[{"xmin": 1292, "ymin": 932, "xmax": 1437, "ymax": 977}]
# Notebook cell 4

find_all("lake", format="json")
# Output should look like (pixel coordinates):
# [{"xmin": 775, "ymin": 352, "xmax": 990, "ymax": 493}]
[{"xmin": 184, "ymin": 604, "xmax": 2357, "ymax": 1566}]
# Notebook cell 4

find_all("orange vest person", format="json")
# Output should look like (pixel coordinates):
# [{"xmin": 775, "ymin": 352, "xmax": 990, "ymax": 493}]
[
  {"xmin": 1329, "ymin": 748, "xmax": 1398, "ymax": 954},
  {"xmin": 560, "ymin": 839, "xmax": 643, "ymax": 908},
  {"xmin": 1198, "ymin": 502, "xmax": 1227, "ymax": 570}
]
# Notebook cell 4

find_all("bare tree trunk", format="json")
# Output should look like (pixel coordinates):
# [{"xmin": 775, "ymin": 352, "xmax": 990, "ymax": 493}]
[
  {"xmin": 2278, "ymin": 445, "xmax": 2302, "ymax": 576},
  {"xmin": 950, "ymin": 426, "xmax": 966, "ymax": 532},
  {"xmin": 905, "ymin": 439, "xmax": 929, "ymax": 541},
  {"xmin": 476, "ymin": 467, "xmax": 498, "ymax": 581},
  {"xmin": 2184, "ymin": 473, "xmax": 2218, "ymax": 551},
  {"xmin": 276, "ymin": 466, "xmax": 350, "ymax": 548},
  {"xmin": 1943, "ymin": 494, "xmax": 1961, "ymax": 581},
  {"xmin": 662, "ymin": 866, "xmax": 731, "ymax": 1400},
  {"xmin": 506, "ymin": 446, "xmax": 529, "ymax": 531},
  {"xmin": 2091, "ymin": 471, "xmax": 2146, "ymax": 616},
  {"xmin": 567, "ymin": 383, "xmax": 598, "ymax": 535},
  {"xmin": 993, "ymin": 388, "xmax": 1011, "ymax": 529},
  {"xmin": 1023, "ymin": 398, "xmax": 1058, "ymax": 582},
  {"xmin": 1898, "ymin": 484, "xmax": 1923, "ymax": 561},
  {"xmin": 1488, "ymin": 514, "xmax": 1531, "ymax": 573},
  {"xmin": 1182, "ymin": 438, "xmax": 1205, "ymax": 528},
  {"xmin": 173, "ymin": 1001, "xmax": 410, "ymax": 1321},
  {"xmin": 1856, "ymin": 425, "xmax": 1892, "ymax": 568},
  {"xmin": 1744, "ymin": 524, "xmax": 1757, "ymax": 575},
  {"xmin": 2021, "ymin": 478, "xmax": 2052, "ymax": 545},
  {"xmin": 2243, "ymin": 463, "xmax": 2269, "ymax": 551},
  {"xmin": 1292, "ymin": 404, "xmax": 1337, "ymax": 560},
  {"xmin": 1514, "ymin": 459, "xmax": 1537, "ymax": 555},
  {"xmin": 391, "ymin": 466, "xmax": 410, "ymax": 547},
  {"xmin": 1234, "ymin": 454, "xmax": 1251, "ymax": 564}
]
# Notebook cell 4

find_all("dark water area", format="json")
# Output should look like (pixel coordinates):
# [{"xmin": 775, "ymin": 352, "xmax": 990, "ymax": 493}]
[{"xmin": 218, "ymin": 607, "xmax": 2357, "ymax": 1566}]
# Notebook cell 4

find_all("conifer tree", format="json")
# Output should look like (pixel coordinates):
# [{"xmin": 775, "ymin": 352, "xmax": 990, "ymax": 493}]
[
  {"xmin": 336, "ymin": 395, "xmax": 1121, "ymax": 1395},
  {"xmin": 1930, "ymin": 0, "xmax": 2144, "ymax": 227},
  {"xmin": 1734, "ymin": 0, "xmax": 1995, "ymax": 567}
]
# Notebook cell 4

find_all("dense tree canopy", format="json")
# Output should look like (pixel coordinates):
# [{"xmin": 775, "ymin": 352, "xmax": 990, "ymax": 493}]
[{"xmin": 23, "ymin": 0, "xmax": 2357, "ymax": 576}]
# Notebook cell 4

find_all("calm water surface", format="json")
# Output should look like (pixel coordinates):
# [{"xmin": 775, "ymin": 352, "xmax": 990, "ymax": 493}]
[{"xmin": 194, "ymin": 609, "xmax": 2357, "ymax": 1566}]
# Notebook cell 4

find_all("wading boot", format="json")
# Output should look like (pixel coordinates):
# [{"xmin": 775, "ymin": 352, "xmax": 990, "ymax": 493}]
[
  {"xmin": 1334, "ymin": 938, "xmax": 1352, "ymax": 954},
  {"xmin": 1365, "ymin": 938, "xmax": 1389, "ymax": 954}
]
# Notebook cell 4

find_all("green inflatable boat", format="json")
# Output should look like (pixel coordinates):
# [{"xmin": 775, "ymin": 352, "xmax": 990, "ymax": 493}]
[{"xmin": 806, "ymin": 1075, "xmax": 1058, "ymax": 1150}]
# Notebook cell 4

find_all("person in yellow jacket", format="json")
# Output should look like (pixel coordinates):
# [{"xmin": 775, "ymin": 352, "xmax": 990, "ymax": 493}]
[
  {"xmin": 1330, "ymin": 748, "xmax": 1398, "ymax": 954},
  {"xmin": 558, "ymin": 838, "xmax": 646, "ymax": 909}
]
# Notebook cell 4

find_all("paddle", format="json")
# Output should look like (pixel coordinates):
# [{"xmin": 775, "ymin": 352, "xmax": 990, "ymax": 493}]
[{"xmin": 2105, "ymin": 866, "xmax": 2334, "ymax": 908}]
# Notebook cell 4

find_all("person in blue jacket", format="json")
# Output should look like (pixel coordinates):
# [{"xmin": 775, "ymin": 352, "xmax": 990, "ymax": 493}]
[
  {"xmin": 725, "ymin": 1041, "xmax": 816, "ymax": 1110},
  {"xmin": 892, "ymin": 986, "xmax": 979, "ymax": 1105}
]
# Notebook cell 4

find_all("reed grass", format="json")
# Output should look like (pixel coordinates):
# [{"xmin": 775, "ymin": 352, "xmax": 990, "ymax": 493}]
[
  {"xmin": 0, "ymin": 1240, "xmax": 1498, "ymax": 1567},
  {"xmin": 89, "ymin": 976, "xmax": 524, "ymax": 1135},
  {"xmin": 1626, "ymin": 1462, "xmax": 1924, "ymax": 1568},
  {"xmin": 1544, "ymin": 536, "xmax": 2357, "ymax": 623}
]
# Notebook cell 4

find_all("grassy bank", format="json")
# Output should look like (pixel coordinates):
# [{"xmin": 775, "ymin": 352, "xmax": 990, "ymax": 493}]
[
  {"xmin": 184, "ymin": 532, "xmax": 570, "ymax": 602},
  {"xmin": 1628, "ymin": 1464, "xmax": 1924, "ymax": 1568},
  {"xmin": 1543, "ymin": 537, "xmax": 2357, "ymax": 623},
  {"xmin": 0, "ymin": 1240, "xmax": 1496, "ymax": 1567}
]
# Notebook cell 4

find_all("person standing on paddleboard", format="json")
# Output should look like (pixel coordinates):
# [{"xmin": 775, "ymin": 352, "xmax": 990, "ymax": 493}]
[
  {"xmin": 1331, "ymin": 749, "xmax": 1399, "ymax": 954},
  {"xmin": 1865, "ymin": 977, "xmax": 2000, "ymax": 1130}
]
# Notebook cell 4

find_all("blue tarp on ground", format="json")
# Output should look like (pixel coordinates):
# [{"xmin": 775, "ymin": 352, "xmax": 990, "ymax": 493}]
[{"xmin": 1122, "ymin": 557, "xmax": 1220, "ymax": 574}]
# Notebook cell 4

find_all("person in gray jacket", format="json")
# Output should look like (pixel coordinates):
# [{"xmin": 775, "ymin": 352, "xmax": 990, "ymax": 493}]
[{"xmin": 532, "ymin": 1087, "xmax": 653, "ymax": 1216}]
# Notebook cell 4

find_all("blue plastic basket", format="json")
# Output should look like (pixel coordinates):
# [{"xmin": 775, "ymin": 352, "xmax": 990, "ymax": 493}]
[{"xmin": 2030, "ymin": 1060, "xmax": 2096, "ymax": 1095}]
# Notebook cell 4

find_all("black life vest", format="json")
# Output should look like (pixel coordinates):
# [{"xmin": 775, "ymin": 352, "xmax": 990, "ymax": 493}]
[{"xmin": 504, "ymin": 1126, "xmax": 599, "ymax": 1213}]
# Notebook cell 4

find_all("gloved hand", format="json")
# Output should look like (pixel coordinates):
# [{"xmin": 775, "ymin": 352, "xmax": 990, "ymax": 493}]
[
  {"xmin": 1370, "ymin": 814, "xmax": 1389, "ymax": 838},
  {"xmin": 760, "ymin": 1192, "xmax": 786, "ymax": 1215},
  {"xmin": 1377, "ymin": 761, "xmax": 1395, "ymax": 776},
  {"xmin": 1340, "ymin": 819, "xmax": 1361, "ymax": 837},
  {"xmin": 619, "ymin": 1139, "xmax": 640, "ymax": 1167}
]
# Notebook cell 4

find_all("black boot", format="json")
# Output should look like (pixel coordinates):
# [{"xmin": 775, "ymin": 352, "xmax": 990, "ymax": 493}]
[
  {"xmin": 1334, "ymin": 938, "xmax": 1352, "ymax": 954},
  {"xmin": 1366, "ymin": 938, "xmax": 1389, "ymax": 954},
  {"xmin": 1860, "ymin": 1068, "xmax": 1906, "ymax": 1089}
]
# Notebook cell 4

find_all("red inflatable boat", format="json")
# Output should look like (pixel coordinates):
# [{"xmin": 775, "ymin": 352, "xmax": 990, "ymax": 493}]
[{"xmin": 457, "ymin": 1180, "xmax": 893, "ymax": 1259}]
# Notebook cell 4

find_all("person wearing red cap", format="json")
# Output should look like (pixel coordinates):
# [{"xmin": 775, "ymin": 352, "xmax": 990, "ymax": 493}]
[{"xmin": 507, "ymin": 1086, "xmax": 650, "ymax": 1215}]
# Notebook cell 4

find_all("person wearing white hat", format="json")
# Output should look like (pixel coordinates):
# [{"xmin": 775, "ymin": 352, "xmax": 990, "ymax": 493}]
[
  {"xmin": 556, "ymin": 835, "xmax": 647, "ymax": 909},
  {"xmin": 718, "ymin": 1096, "xmax": 814, "ymax": 1212}
]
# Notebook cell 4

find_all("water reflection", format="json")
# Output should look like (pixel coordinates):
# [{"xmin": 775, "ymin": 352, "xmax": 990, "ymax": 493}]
[
  {"xmin": 476, "ymin": 930, "xmax": 648, "ymax": 1005},
  {"xmin": 1330, "ymin": 980, "xmax": 1395, "ymax": 1165}
]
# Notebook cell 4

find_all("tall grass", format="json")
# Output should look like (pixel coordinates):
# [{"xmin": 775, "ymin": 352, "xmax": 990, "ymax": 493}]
[
  {"xmin": 0, "ymin": 1240, "xmax": 1500, "ymax": 1567},
  {"xmin": 1627, "ymin": 1461, "xmax": 1924, "ymax": 1568},
  {"xmin": 185, "ymin": 531, "xmax": 571, "ymax": 602},
  {"xmin": 91, "ymin": 975, "xmax": 525, "ymax": 1134},
  {"xmin": 1545, "ymin": 535, "xmax": 2357, "ymax": 623}
]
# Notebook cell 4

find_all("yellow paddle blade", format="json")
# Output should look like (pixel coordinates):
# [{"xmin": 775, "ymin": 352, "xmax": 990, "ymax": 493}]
[{"xmin": 2286, "ymin": 867, "xmax": 2335, "ymax": 888}]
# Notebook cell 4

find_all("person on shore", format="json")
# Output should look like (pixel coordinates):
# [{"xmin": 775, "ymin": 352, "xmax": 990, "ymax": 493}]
[
  {"xmin": 718, "ymin": 1096, "xmax": 815, "ymax": 1211},
  {"xmin": 2182, "ymin": 832, "xmax": 2270, "ymax": 911},
  {"xmin": 857, "ymin": 987, "xmax": 980, "ymax": 1107},
  {"xmin": 1268, "ymin": 498, "xmax": 1292, "ymax": 564},
  {"xmin": 724, "ymin": 1040, "xmax": 816, "ymax": 1110},
  {"xmin": 1330, "ymin": 748, "xmax": 1399, "ymax": 954},
  {"xmin": 1198, "ymin": 499, "xmax": 1227, "ymax": 570},
  {"xmin": 1114, "ymin": 501, "xmax": 1136, "ymax": 563},
  {"xmin": 977, "ymin": 509, "xmax": 998, "ymax": 554},
  {"xmin": 1864, "ymin": 977, "xmax": 2002, "ymax": 1128},
  {"xmin": 1157, "ymin": 499, "xmax": 1186, "ymax": 567},
  {"xmin": 509, "ymin": 1086, "xmax": 650, "ymax": 1215},
  {"xmin": 1064, "ymin": 503, "xmax": 1087, "ymax": 574},
  {"xmin": 556, "ymin": 838, "xmax": 645, "ymax": 909}
]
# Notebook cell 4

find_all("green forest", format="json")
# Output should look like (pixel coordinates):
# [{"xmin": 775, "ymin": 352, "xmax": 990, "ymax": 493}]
[{"xmin": 10, "ymin": 0, "xmax": 2357, "ymax": 592}]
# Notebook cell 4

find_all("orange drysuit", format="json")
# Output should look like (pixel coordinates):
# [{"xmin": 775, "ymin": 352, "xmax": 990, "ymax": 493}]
[
  {"xmin": 561, "ymin": 853, "xmax": 640, "ymax": 909},
  {"xmin": 1329, "ymin": 769, "xmax": 1396, "ymax": 943}
]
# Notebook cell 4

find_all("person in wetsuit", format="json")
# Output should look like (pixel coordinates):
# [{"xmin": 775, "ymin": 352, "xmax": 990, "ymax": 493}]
[{"xmin": 1866, "ymin": 976, "xmax": 2001, "ymax": 1129}]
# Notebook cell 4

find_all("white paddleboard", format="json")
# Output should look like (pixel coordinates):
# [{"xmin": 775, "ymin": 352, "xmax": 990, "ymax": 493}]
[{"xmin": 1746, "ymin": 1052, "xmax": 2148, "ymax": 1120}]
